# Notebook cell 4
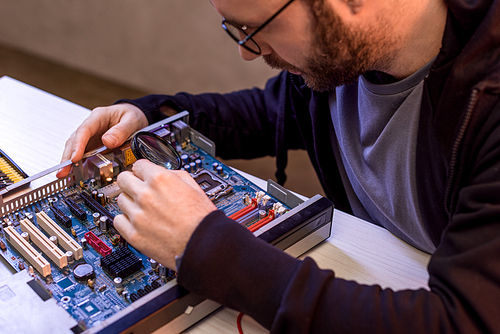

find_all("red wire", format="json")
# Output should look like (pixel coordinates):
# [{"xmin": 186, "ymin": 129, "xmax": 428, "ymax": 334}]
[{"xmin": 237, "ymin": 312, "xmax": 245, "ymax": 334}]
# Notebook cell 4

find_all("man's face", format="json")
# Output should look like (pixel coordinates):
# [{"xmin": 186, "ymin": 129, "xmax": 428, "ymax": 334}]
[
  {"xmin": 214, "ymin": 0, "xmax": 400, "ymax": 91},
  {"xmin": 265, "ymin": 0, "xmax": 399, "ymax": 91}
]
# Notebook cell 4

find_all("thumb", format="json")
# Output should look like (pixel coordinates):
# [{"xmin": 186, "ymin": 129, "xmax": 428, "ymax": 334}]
[{"xmin": 101, "ymin": 124, "xmax": 135, "ymax": 148}]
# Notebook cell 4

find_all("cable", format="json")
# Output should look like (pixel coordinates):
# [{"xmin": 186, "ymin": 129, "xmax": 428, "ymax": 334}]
[{"xmin": 237, "ymin": 312, "xmax": 245, "ymax": 334}]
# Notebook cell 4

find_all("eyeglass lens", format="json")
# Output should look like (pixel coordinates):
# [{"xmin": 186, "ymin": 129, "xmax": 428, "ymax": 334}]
[{"xmin": 223, "ymin": 22, "xmax": 260, "ymax": 54}]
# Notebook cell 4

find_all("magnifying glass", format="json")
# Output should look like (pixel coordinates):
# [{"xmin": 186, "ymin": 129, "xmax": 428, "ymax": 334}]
[{"xmin": 130, "ymin": 132, "xmax": 182, "ymax": 170}]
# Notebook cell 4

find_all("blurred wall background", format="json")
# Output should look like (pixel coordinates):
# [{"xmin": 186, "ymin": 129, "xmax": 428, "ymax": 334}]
[{"xmin": 0, "ymin": 0, "xmax": 277, "ymax": 94}]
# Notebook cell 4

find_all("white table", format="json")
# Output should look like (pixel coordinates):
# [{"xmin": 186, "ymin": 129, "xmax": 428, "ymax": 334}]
[{"xmin": 0, "ymin": 76, "xmax": 431, "ymax": 334}]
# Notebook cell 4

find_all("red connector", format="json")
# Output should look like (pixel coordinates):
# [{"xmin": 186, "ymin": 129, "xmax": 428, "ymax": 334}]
[
  {"xmin": 248, "ymin": 210, "xmax": 276, "ymax": 232},
  {"xmin": 84, "ymin": 231, "xmax": 112, "ymax": 256},
  {"xmin": 229, "ymin": 198, "xmax": 258, "ymax": 220}
]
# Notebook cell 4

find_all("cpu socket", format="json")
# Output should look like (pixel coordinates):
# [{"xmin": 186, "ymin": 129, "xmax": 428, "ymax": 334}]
[{"xmin": 194, "ymin": 170, "xmax": 228, "ymax": 195}]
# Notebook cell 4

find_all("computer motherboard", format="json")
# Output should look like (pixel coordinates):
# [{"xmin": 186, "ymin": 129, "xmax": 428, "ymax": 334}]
[{"xmin": 0, "ymin": 111, "xmax": 333, "ymax": 334}]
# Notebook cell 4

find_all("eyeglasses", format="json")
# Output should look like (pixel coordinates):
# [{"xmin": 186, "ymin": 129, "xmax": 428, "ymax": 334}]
[{"xmin": 222, "ymin": 0, "xmax": 295, "ymax": 55}]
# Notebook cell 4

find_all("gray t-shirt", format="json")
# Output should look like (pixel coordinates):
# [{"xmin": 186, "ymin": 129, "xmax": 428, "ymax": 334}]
[{"xmin": 330, "ymin": 59, "xmax": 436, "ymax": 253}]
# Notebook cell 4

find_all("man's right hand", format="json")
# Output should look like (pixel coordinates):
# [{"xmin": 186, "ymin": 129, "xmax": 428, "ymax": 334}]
[{"xmin": 56, "ymin": 103, "xmax": 148, "ymax": 178}]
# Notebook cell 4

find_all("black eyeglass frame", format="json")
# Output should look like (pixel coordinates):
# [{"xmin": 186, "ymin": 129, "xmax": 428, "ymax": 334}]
[{"xmin": 221, "ymin": 0, "xmax": 295, "ymax": 55}]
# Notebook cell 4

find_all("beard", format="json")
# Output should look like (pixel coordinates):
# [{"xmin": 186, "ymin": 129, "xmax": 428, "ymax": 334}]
[{"xmin": 264, "ymin": 0, "xmax": 399, "ymax": 91}]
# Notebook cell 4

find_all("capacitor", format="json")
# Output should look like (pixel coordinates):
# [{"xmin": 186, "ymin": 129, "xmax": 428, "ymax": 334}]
[
  {"xmin": 158, "ymin": 265, "xmax": 167, "ymax": 279},
  {"xmin": 18, "ymin": 261, "xmax": 25, "ymax": 270},
  {"xmin": 114, "ymin": 277, "xmax": 123, "ymax": 291},
  {"xmin": 216, "ymin": 166, "xmax": 224, "ymax": 175},
  {"xmin": 49, "ymin": 235, "xmax": 58, "ymax": 245},
  {"xmin": 100, "ymin": 216, "xmax": 109, "ymax": 232},
  {"xmin": 92, "ymin": 190, "xmax": 98, "ymax": 200},
  {"xmin": 65, "ymin": 251, "xmax": 74, "ymax": 264},
  {"xmin": 259, "ymin": 210, "xmax": 267, "ymax": 219},
  {"xmin": 189, "ymin": 162, "xmax": 196, "ymax": 172},
  {"xmin": 149, "ymin": 258, "xmax": 158, "ymax": 271},
  {"xmin": 181, "ymin": 154, "xmax": 190, "ymax": 165},
  {"xmin": 119, "ymin": 235, "xmax": 128, "ymax": 248},
  {"xmin": 88, "ymin": 279, "xmax": 94, "ymax": 290},
  {"xmin": 21, "ymin": 231, "xmax": 29, "ymax": 242},
  {"xmin": 98, "ymin": 193, "xmax": 105, "ymax": 205},
  {"xmin": 80, "ymin": 237, "xmax": 87, "ymax": 248},
  {"xmin": 93, "ymin": 212, "xmax": 101, "ymax": 225},
  {"xmin": 0, "ymin": 240, "xmax": 6, "ymax": 251},
  {"xmin": 212, "ymin": 162, "xmax": 219, "ymax": 171},
  {"xmin": 90, "ymin": 178, "xmax": 96, "ymax": 188},
  {"xmin": 195, "ymin": 159, "xmax": 202, "ymax": 169},
  {"xmin": 25, "ymin": 212, "xmax": 34, "ymax": 223},
  {"xmin": 71, "ymin": 227, "xmax": 77, "ymax": 238}
]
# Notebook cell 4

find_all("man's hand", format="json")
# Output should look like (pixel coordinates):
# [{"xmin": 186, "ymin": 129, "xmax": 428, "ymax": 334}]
[
  {"xmin": 114, "ymin": 160, "xmax": 217, "ymax": 269},
  {"xmin": 56, "ymin": 103, "xmax": 148, "ymax": 178}
]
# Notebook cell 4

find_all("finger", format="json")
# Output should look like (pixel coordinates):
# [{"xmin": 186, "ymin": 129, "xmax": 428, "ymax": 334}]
[
  {"xmin": 131, "ymin": 159, "xmax": 168, "ymax": 181},
  {"xmin": 56, "ymin": 133, "xmax": 76, "ymax": 178},
  {"xmin": 101, "ymin": 110, "xmax": 146, "ymax": 148},
  {"xmin": 56, "ymin": 165, "xmax": 73, "ymax": 178},
  {"xmin": 171, "ymin": 170, "xmax": 206, "ymax": 196},
  {"xmin": 116, "ymin": 191, "xmax": 136, "ymax": 217},
  {"xmin": 116, "ymin": 170, "xmax": 145, "ymax": 199},
  {"xmin": 60, "ymin": 132, "xmax": 76, "ymax": 163},
  {"xmin": 113, "ymin": 213, "xmax": 136, "ymax": 242},
  {"xmin": 101, "ymin": 125, "xmax": 131, "ymax": 149},
  {"xmin": 70, "ymin": 122, "xmax": 96, "ymax": 162}
]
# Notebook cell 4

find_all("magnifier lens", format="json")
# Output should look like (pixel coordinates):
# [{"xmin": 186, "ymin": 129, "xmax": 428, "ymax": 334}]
[{"xmin": 131, "ymin": 132, "xmax": 181, "ymax": 170}]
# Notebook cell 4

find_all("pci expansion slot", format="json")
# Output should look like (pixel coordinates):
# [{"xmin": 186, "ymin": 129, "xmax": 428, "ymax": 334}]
[
  {"xmin": 36, "ymin": 211, "xmax": 83, "ymax": 260},
  {"xmin": 20, "ymin": 218, "xmax": 68, "ymax": 269},
  {"xmin": 4, "ymin": 226, "xmax": 51, "ymax": 277}
]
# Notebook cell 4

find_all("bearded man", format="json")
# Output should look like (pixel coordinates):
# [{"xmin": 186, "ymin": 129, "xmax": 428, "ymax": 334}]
[{"xmin": 59, "ymin": 0, "xmax": 500, "ymax": 331}]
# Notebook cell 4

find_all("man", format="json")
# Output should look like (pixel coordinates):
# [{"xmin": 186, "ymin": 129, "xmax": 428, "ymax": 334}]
[{"xmin": 58, "ymin": 0, "xmax": 500, "ymax": 332}]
